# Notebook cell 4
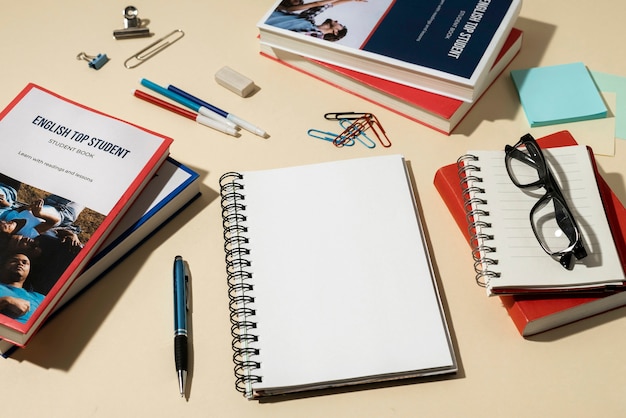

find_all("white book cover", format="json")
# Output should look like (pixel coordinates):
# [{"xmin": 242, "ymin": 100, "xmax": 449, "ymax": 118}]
[{"xmin": 258, "ymin": 0, "xmax": 522, "ymax": 101}]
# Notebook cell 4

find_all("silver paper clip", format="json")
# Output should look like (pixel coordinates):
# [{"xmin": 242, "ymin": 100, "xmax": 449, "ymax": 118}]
[{"xmin": 124, "ymin": 29, "xmax": 185, "ymax": 69}]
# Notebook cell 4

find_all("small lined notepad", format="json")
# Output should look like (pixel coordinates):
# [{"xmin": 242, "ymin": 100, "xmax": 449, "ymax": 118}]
[{"xmin": 458, "ymin": 145, "xmax": 625, "ymax": 295}]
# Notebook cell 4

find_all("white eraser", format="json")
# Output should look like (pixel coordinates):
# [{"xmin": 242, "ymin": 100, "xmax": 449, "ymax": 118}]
[{"xmin": 215, "ymin": 66, "xmax": 256, "ymax": 97}]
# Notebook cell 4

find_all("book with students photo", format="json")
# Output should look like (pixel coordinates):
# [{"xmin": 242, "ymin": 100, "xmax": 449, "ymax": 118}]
[
  {"xmin": 257, "ymin": 0, "xmax": 522, "ymax": 102},
  {"xmin": 261, "ymin": 28, "xmax": 522, "ymax": 134},
  {"xmin": 0, "ymin": 157, "xmax": 201, "ymax": 356},
  {"xmin": 434, "ymin": 130, "xmax": 626, "ymax": 336},
  {"xmin": 0, "ymin": 83, "xmax": 172, "ymax": 346},
  {"xmin": 220, "ymin": 154, "xmax": 457, "ymax": 399}
]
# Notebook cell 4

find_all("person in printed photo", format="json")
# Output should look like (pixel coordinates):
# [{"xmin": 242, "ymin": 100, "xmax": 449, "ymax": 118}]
[
  {"xmin": 267, "ymin": 0, "xmax": 367, "ymax": 41},
  {"xmin": 0, "ymin": 252, "xmax": 43, "ymax": 323}
]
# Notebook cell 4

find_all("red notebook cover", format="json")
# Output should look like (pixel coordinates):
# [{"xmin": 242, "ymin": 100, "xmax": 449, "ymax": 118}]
[{"xmin": 433, "ymin": 130, "xmax": 626, "ymax": 336}]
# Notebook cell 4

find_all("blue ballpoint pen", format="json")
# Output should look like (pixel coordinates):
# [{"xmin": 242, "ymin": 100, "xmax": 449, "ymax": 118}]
[
  {"xmin": 173, "ymin": 255, "xmax": 189, "ymax": 397},
  {"xmin": 167, "ymin": 85, "xmax": 268, "ymax": 138}
]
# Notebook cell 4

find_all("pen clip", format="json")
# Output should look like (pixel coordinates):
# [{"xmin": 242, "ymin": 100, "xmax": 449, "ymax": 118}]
[{"xmin": 183, "ymin": 261, "xmax": 190, "ymax": 311}]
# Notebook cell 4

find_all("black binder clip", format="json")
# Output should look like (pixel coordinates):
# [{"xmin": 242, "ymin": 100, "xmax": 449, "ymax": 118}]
[
  {"xmin": 76, "ymin": 52, "xmax": 109, "ymax": 70},
  {"xmin": 113, "ymin": 6, "xmax": 151, "ymax": 39}
]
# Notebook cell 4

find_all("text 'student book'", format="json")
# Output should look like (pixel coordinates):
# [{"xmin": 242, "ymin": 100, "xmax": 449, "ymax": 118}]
[
  {"xmin": 0, "ymin": 83, "xmax": 172, "ymax": 346},
  {"xmin": 220, "ymin": 154, "xmax": 457, "ymax": 399},
  {"xmin": 0, "ymin": 157, "xmax": 200, "ymax": 356},
  {"xmin": 258, "ymin": 0, "xmax": 522, "ymax": 102},
  {"xmin": 261, "ymin": 28, "xmax": 523, "ymax": 135},
  {"xmin": 434, "ymin": 131, "xmax": 626, "ymax": 336}
]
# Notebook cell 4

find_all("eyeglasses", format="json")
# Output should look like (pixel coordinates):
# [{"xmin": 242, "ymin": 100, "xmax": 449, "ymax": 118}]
[{"xmin": 504, "ymin": 134, "xmax": 587, "ymax": 270}]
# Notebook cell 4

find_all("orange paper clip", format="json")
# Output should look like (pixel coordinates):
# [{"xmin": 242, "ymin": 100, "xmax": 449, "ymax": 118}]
[
  {"xmin": 333, "ymin": 113, "xmax": 391, "ymax": 148},
  {"xmin": 364, "ymin": 113, "xmax": 391, "ymax": 148},
  {"xmin": 338, "ymin": 119, "xmax": 376, "ymax": 149}
]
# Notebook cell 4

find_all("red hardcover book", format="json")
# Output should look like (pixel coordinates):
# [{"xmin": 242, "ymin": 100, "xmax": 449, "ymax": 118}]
[
  {"xmin": 433, "ymin": 130, "xmax": 626, "ymax": 336},
  {"xmin": 261, "ymin": 29, "xmax": 522, "ymax": 135}
]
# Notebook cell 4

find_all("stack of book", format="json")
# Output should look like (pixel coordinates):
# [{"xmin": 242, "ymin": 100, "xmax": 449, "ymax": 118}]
[
  {"xmin": 257, "ymin": 0, "xmax": 523, "ymax": 134},
  {"xmin": 0, "ymin": 84, "xmax": 200, "ymax": 354},
  {"xmin": 1, "ymin": 157, "xmax": 200, "ymax": 356}
]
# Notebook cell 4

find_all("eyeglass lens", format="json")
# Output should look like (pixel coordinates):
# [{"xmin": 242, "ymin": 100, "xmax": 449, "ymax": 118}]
[{"xmin": 531, "ymin": 194, "xmax": 579, "ymax": 254}]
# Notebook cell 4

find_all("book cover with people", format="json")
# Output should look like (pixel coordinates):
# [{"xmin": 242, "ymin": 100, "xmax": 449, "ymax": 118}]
[
  {"xmin": 258, "ymin": 0, "xmax": 523, "ymax": 101},
  {"xmin": 0, "ymin": 157, "xmax": 201, "ymax": 356},
  {"xmin": 0, "ymin": 83, "xmax": 172, "ymax": 346}
]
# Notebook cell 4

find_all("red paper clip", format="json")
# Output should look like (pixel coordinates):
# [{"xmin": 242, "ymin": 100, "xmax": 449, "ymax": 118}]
[{"xmin": 332, "ymin": 113, "xmax": 391, "ymax": 148}]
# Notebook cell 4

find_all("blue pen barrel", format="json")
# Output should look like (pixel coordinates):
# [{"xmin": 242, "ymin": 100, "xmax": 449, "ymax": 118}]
[
  {"xmin": 173, "ymin": 255, "xmax": 189, "ymax": 396},
  {"xmin": 173, "ymin": 255, "xmax": 188, "ymax": 335}
]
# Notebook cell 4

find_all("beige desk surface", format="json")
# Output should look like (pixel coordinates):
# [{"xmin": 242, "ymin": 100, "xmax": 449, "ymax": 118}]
[{"xmin": 2, "ymin": 1, "xmax": 626, "ymax": 417}]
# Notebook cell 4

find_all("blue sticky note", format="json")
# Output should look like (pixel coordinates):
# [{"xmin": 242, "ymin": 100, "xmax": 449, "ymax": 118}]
[{"xmin": 511, "ymin": 62, "xmax": 607, "ymax": 127}]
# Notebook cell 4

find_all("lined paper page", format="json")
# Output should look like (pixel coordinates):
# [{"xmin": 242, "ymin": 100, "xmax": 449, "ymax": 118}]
[{"xmin": 468, "ymin": 145, "xmax": 624, "ymax": 292}]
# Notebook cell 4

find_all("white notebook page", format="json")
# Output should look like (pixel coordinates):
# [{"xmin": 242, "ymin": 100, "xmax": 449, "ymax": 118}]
[{"xmin": 237, "ymin": 154, "xmax": 455, "ymax": 395}]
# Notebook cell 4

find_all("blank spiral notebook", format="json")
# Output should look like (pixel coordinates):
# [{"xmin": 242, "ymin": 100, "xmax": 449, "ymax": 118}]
[
  {"xmin": 219, "ymin": 154, "xmax": 457, "ymax": 400},
  {"xmin": 458, "ymin": 144, "xmax": 625, "ymax": 296}
]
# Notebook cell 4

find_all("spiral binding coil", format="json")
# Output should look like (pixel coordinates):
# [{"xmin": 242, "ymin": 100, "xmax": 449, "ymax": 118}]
[
  {"xmin": 219, "ymin": 172, "xmax": 262, "ymax": 396},
  {"xmin": 456, "ymin": 155, "xmax": 501, "ymax": 287}
]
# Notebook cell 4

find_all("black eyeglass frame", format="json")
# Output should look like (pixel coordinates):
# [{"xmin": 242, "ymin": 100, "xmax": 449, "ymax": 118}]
[{"xmin": 504, "ymin": 134, "xmax": 588, "ymax": 270}]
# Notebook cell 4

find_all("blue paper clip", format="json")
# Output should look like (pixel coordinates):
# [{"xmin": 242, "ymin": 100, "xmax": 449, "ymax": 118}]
[
  {"xmin": 76, "ymin": 52, "xmax": 109, "ymax": 70},
  {"xmin": 307, "ymin": 129, "xmax": 354, "ymax": 146},
  {"xmin": 339, "ymin": 119, "xmax": 376, "ymax": 149}
]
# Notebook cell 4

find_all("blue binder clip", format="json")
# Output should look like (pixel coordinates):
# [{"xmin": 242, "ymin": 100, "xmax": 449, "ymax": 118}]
[{"xmin": 76, "ymin": 52, "xmax": 109, "ymax": 70}]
